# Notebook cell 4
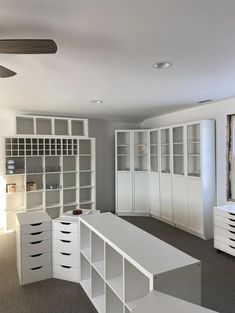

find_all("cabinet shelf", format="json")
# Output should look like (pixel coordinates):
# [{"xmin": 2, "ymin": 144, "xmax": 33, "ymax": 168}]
[
  {"xmin": 80, "ymin": 185, "xmax": 94, "ymax": 189},
  {"xmin": 106, "ymin": 276, "xmax": 123, "ymax": 301},
  {"xmin": 46, "ymin": 203, "xmax": 61, "ymax": 209},
  {"xmin": 26, "ymin": 189, "xmax": 44, "ymax": 193}
]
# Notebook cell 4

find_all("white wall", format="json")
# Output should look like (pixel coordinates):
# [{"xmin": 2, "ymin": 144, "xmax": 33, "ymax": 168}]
[{"xmin": 141, "ymin": 98, "xmax": 235, "ymax": 206}]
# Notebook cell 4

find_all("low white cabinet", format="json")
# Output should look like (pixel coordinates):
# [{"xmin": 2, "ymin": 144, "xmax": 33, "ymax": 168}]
[
  {"xmin": 132, "ymin": 290, "xmax": 217, "ymax": 313},
  {"xmin": 214, "ymin": 205, "xmax": 235, "ymax": 256},
  {"xmin": 80, "ymin": 213, "xmax": 201, "ymax": 313},
  {"xmin": 16, "ymin": 211, "xmax": 52, "ymax": 285}
]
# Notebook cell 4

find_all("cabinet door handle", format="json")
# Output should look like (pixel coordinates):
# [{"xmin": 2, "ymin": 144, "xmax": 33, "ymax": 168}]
[
  {"xmin": 61, "ymin": 265, "xmax": 71, "ymax": 269},
  {"xmin": 229, "ymin": 230, "xmax": 235, "ymax": 234},
  {"xmin": 61, "ymin": 231, "xmax": 71, "ymax": 234},
  {"xmin": 30, "ymin": 241, "xmax": 42, "ymax": 245},
  {"xmin": 229, "ymin": 245, "xmax": 235, "ymax": 249},
  {"xmin": 30, "ymin": 223, "xmax": 42, "ymax": 226},
  {"xmin": 30, "ymin": 232, "xmax": 42, "ymax": 235},
  {"xmin": 229, "ymin": 213, "xmax": 235, "ymax": 216},
  {"xmin": 61, "ymin": 222, "xmax": 71, "ymax": 225},
  {"xmin": 229, "ymin": 224, "xmax": 235, "ymax": 228},
  {"xmin": 61, "ymin": 252, "xmax": 71, "ymax": 256},
  {"xmin": 31, "ymin": 266, "xmax": 43, "ymax": 270},
  {"xmin": 229, "ymin": 218, "xmax": 235, "ymax": 222},
  {"xmin": 60, "ymin": 240, "xmax": 71, "ymax": 243},
  {"xmin": 30, "ymin": 253, "xmax": 42, "ymax": 258},
  {"xmin": 229, "ymin": 238, "xmax": 235, "ymax": 242}
]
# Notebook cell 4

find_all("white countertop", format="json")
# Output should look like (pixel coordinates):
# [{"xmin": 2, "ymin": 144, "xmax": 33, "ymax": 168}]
[
  {"xmin": 81, "ymin": 213, "xmax": 200, "ymax": 277},
  {"xmin": 132, "ymin": 290, "xmax": 217, "ymax": 313},
  {"xmin": 16, "ymin": 211, "xmax": 51, "ymax": 225},
  {"xmin": 214, "ymin": 205, "xmax": 235, "ymax": 213}
]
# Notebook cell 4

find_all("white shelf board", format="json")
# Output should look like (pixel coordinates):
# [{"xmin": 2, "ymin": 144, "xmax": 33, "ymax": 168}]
[
  {"xmin": 26, "ymin": 189, "xmax": 44, "ymax": 193},
  {"xmin": 46, "ymin": 203, "xmax": 61, "ymax": 209},
  {"xmin": 92, "ymin": 294, "xmax": 105, "ymax": 313},
  {"xmin": 80, "ymin": 200, "xmax": 94, "ymax": 205},
  {"xmin": 63, "ymin": 186, "xmax": 78, "ymax": 190},
  {"xmin": 92, "ymin": 260, "xmax": 104, "ymax": 278},
  {"xmin": 106, "ymin": 276, "xmax": 123, "ymax": 300},
  {"xmin": 80, "ymin": 185, "xmax": 94, "ymax": 189},
  {"xmin": 125, "ymin": 297, "xmax": 144, "ymax": 311},
  {"xmin": 63, "ymin": 201, "xmax": 78, "ymax": 206}
]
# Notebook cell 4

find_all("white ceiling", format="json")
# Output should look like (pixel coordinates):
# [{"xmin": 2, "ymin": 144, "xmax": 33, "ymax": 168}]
[{"xmin": 0, "ymin": 0, "xmax": 235, "ymax": 121}]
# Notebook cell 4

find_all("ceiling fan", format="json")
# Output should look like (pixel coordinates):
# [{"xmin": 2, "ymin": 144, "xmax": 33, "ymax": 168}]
[{"xmin": 0, "ymin": 39, "xmax": 57, "ymax": 78}]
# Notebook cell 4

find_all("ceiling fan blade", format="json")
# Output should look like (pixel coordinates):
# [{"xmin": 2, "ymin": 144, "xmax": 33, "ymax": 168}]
[
  {"xmin": 0, "ymin": 65, "xmax": 16, "ymax": 78},
  {"xmin": 0, "ymin": 39, "xmax": 57, "ymax": 54}
]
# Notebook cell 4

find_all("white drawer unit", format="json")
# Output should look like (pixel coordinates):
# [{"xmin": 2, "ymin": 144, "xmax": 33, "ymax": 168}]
[
  {"xmin": 214, "ymin": 205, "xmax": 235, "ymax": 256},
  {"xmin": 16, "ymin": 211, "xmax": 52, "ymax": 285}
]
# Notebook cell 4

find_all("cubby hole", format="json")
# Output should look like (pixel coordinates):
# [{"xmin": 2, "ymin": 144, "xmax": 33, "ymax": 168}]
[
  {"xmin": 26, "ymin": 191, "xmax": 43, "ymax": 211},
  {"xmin": 79, "ymin": 140, "xmax": 92, "ymax": 154},
  {"xmin": 80, "ymin": 172, "xmax": 93, "ymax": 187},
  {"xmin": 105, "ymin": 244, "xmax": 123, "ymax": 300},
  {"xmin": 54, "ymin": 119, "xmax": 68, "ymax": 135},
  {"xmin": 63, "ymin": 204, "xmax": 77, "ymax": 213},
  {"xmin": 63, "ymin": 189, "xmax": 76, "ymax": 205},
  {"xmin": 26, "ymin": 156, "xmax": 43, "ymax": 174},
  {"xmin": 106, "ymin": 284, "xmax": 123, "ymax": 313},
  {"xmin": 71, "ymin": 120, "xmax": 84, "ymax": 136},
  {"xmin": 36, "ymin": 118, "xmax": 52, "ymax": 135},
  {"xmin": 80, "ymin": 223, "xmax": 91, "ymax": 261},
  {"xmin": 26, "ymin": 174, "xmax": 43, "ymax": 191},
  {"xmin": 6, "ymin": 157, "xmax": 25, "ymax": 175},
  {"xmin": 80, "ymin": 156, "xmax": 92, "ymax": 171},
  {"xmin": 80, "ymin": 203, "xmax": 94, "ymax": 210},
  {"xmin": 124, "ymin": 260, "xmax": 149, "ymax": 311},
  {"xmin": 80, "ymin": 188, "xmax": 92, "ymax": 203},
  {"xmin": 80, "ymin": 254, "xmax": 91, "ymax": 297},
  {"xmin": 46, "ymin": 173, "xmax": 61, "ymax": 190},
  {"xmin": 63, "ymin": 172, "xmax": 76, "ymax": 188},
  {"xmin": 5, "ymin": 174, "xmax": 24, "ymax": 193},
  {"xmin": 91, "ymin": 232, "xmax": 104, "ymax": 277},
  {"xmin": 46, "ymin": 190, "xmax": 61, "ymax": 207},
  {"xmin": 16, "ymin": 117, "xmax": 34, "ymax": 135},
  {"xmin": 91, "ymin": 267, "xmax": 105, "ymax": 313},
  {"xmin": 6, "ymin": 192, "xmax": 25, "ymax": 212},
  {"xmin": 45, "ymin": 156, "xmax": 61, "ymax": 172},
  {"xmin": 46, "ymin": 206, "xmax": 61, "ymax": 219},
  {"xmin": 63, "ymin": 156, "xmax": 76, "ymax": 172}
]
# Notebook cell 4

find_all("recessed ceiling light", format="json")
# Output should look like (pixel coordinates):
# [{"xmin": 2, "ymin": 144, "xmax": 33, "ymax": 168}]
[
  {"xmin": 90, "ymin": 100, "xmax": 103, "ymax": 104},
  {"xmin": 197, "ymin": 99, "xmax": 212, "ymax": 104},
  {"xmin": 152, "ymin": 61, "xmax": 172, "ymax": 69}
]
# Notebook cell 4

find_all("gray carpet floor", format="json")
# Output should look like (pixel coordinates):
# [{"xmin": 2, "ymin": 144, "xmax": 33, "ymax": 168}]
[{"xmin": 0, "ymin": 216, "xmax": 234, "ymax": 313}]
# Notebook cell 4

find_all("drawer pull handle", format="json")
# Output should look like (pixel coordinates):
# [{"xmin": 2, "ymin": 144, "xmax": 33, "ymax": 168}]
[
  {"xmin": 61, "ymin": 265, "xmax": 71, "ymax": 269},
  {"xmin": 61, "ymin": 252, "xmax": 71, "ymax": 256},
  {"xmin": 61, "ymin": 231, "xmax": 71, "ymax": 234},
  {"xmin": 229, "ymin": 238, "xmax": 235, "ymax": 242},
  {"xmin": 61, "ymin": 222, "xmax": 71, "ymax": 225},
  {"xmin": 30, "ymin": 232, "xmax": 42, "ymax": 235},
  {"xmin": 31, "ymin": 266, "xmax": 43, "ymax": 270},
  {"xmin": 229, "ymin": 224, "xmax": 235, "ymax": 228},
  {"xmin": 229, "ymin": 230, "xmax": 235, "ymax": 234},
  {"xmin": 229, "ymin": 245, "xmax": 235, "ymax": 249},
  {"xmin": 30, "ymin": 223, "xmax": 42, "ymax": 226},
  {"xmin": 229, "ymin": 213, "xmax": 235, "ymax": 216},
  {"xmin": 229, "ymin": 218, "xmax": 235, "ymax": 222},
  {"xmin": 30, "ymin": 241, "xmax": 42, "ymax": 245},
  {"xmin": 60, "ymin": 240, "xmax": 71, "ymax": 243},
  {"xmin": 30, "ymin": 253, "xmax": 42, "ymax": 258}
]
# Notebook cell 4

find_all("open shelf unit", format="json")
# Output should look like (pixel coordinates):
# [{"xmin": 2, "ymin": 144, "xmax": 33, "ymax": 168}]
[
  {"xmin": 16, "ymin": 115, "xmax": 88, "ymax": 137},
  {"xmin": 80, "ymin": 213, "xmax": 201, "ymax": 313},
  {"xmin": 4, "ymin": 136, "xmax": 96, "ymax": 231}
]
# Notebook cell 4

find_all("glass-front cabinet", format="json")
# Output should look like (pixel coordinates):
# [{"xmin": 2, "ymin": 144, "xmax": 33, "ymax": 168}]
[
  {"xmin": 134, "ymin": 131, "xmax": 148, "ymax": 171},
  {"xmin": 173, "ymin": 126, "xmax": 184, "ymax": 175},
  {"xmin": 161, "ymin": 129, "xmax": 170, "ymax": 174},
  {"xmin": 187, "ymin": 124, "xmax": 200, "ymax": 177},
  {"xmin": 116, "ymin": 132, "xmax": 131, "ymax": 171},
  {"xmin": 150, "ymin": 130, "xmax": 158, "ymax": 172}
]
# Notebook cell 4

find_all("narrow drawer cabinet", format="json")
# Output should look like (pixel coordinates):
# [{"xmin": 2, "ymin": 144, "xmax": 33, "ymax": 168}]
[
  {"xmin": 52, "ymin": 217, "xmax": 80, "ymax": 283},
  {"xmin": 16, "ymin": 212, "xmax": 52, "ymax": 285},
  {"xmin": 214, "ymin": 205, "xmax": 235, "ymax": 256}
]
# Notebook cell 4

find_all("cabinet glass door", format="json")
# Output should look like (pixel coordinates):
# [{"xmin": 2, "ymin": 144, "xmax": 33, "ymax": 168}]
[
  {"xmin": 173, "ymin": 126, "xmax": 184, "ymax": 175},
  {"xmin": 150, "ymin": 130, "xmax": 158, "ymax": 172},
  {"xmin": 134, "ymin": 131, "xmax": 147, "ymax": 171},
  {"xmin": 161, "ymin": 129, "xmax": 170, "ymax": 174},
  {"xmin": 117, "ymin": 132, "xmax": 131, "ymax": 171},
  {"xmin": 187, "ymin": 124, "xmax": 200, "ymax": 177}
]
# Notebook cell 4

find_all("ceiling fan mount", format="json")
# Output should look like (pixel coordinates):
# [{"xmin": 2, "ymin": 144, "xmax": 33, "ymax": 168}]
[{"xmin": 0, "ymin": 39, "xmax": 57, "ymax": 78}]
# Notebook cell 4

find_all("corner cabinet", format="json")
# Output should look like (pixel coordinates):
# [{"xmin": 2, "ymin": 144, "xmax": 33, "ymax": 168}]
[
  {"xmin": 115, "ymin": 130, "xmax": 149, "ymax": 215},
  {"xmin": 115, "ymin": 120, "xmax": 216, "ymax": 240}
]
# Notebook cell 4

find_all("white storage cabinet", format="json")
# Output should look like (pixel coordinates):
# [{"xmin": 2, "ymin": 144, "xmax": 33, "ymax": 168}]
[
  {"xmin": 115, "ymin": 130, "xmax": 149, "ymax": 215},
  {"xmin": 16, "ymin": 211, "xmax": 52, "ymax": 285},
  {"xmin": 214, "ymin": 205, "xmax": 235, "ymax": 256},
  {"xmin": 79, "ymin": 213, "xmax": 201, "ymax": 313}
]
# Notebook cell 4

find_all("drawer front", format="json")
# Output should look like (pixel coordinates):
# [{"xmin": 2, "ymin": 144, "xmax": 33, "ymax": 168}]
[
  {"xmin": 214, "ymin": 208, "xmax": 235, "ymax": 219},
  {"xmin": 53, "ymin": 239, "xmax": 78, "ymax": 254},
  {"xmin": 214, "ymin": 215, "xmax": 235, "ymax": 227},
  {"xmin": 22, "ymin": 231, "xmax": 51, "ymax": 243},
  {"xmin": 53, "ymin": 230, "xmax": 78, "ymax": 242},
  {"xmin": 214, "ymin": 219, "xmax": 235, "ymax": 232},
  {"xmin": 214, "ymin": 234, "xmax": 235, "ymax": 246},
  {"xmin": 214, "ymin": 240, "xmax": 235, "ymax": 257},
  {"xmin": 22, "ymin": 252, "xmax": 51, "ymax": 271},
  {"xmin": 53, "ymin": 264, "xmax": 78, "ymax": 282},
  {"xmin": 53, "ymin": 221, "xmax": 78, "ymax": 233},
  {"xmin": 22, "ymin": 265, "xmax": 52, "ymax": 285},
  {"xmin": 22, "ymin": 221, "xmax": 51, "ymax": 235},
  {"xmin": 214, "ymin": 226, "xmax": 235, "ymax": 239},
  {"xmin": 53, "ymin": 252, "xmax": 78, "ymax": 267},
  {"xmin": 22, "ymin": 240, "xmax": 51, "ymax": 256}
]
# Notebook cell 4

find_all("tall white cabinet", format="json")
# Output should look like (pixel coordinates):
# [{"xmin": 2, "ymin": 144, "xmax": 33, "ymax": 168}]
[
  {"xmin": 115, "ymin": 130, "xmax": 149, "ymax": 215},
  {"xmin": 115, "ymin": 120, "xmax": 216, "ymax": 239}
]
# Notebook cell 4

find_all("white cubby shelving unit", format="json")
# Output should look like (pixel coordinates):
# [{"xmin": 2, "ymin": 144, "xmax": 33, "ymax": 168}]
[
  {"xmin": 4, "ymin": 133, "xmax": 96, "ymax": 231},
  {"xmin": 115, "ymin": 120, "xmax": 216, "ymax": 239},
  {"xmin": 80, "ymin": 213, "xmax": 201, "ymax": 313}
]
